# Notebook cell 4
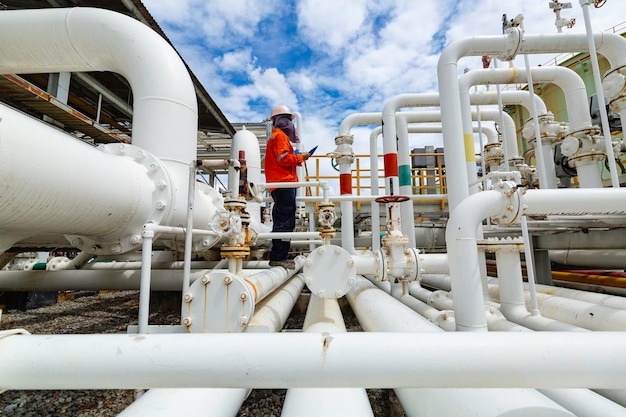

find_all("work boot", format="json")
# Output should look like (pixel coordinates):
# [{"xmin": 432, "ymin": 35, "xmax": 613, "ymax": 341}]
[{"xmin": 269, "ymin": 259, "xmax": 296, "ymax": 269}]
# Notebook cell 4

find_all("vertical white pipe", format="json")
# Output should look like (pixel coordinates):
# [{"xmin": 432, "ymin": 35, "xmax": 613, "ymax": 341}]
[
  {"xmin": 524, "ymin": 55, "xmax": 551, "ymax": 189},
  {"xmin": 369, "ymin": 127, "xmax": 383, "ymax": 251},
  {"xmin": 446, "ymin": 190, "xmax": 506, "ymax": 330},
  {"xmin": 138, "ymin": 228, "xmax": 154, "ymax": 334},
  {"xmin": 580, "ymin": 1, "xmax": 620, "ymax": 188},
  {"xmin": 520, "ymin": 216, "xmax": 540, "ymax": 315},
  {"xmin": 181, "ymin": 162, "xmax": 196, "ymax": 308}
]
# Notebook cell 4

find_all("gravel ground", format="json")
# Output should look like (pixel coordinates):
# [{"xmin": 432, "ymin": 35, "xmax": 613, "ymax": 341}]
[{"xmin": 0, "ymin": 290, "xmax": 405, "ymax": 417}]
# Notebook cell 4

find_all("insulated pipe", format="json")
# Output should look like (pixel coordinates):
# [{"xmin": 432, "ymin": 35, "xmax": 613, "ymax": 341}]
[
  {"xmin": 395, "ymin": 389, "xmax": 574, "ymax": 417},
  {"xmin": 117, "ymin": 389, "xmax": 250, "ymax": 417},
  {"xmin": 0, "ymin": 104, "xmax": 158, "ymax": 253},
  {"xmin": 407, "ymin": 281, "xmax": 529, "ymax": 332},
  {"xmin": 538, "ymin": 389, "xmax": 626, "ymax": 417},
  {"xmin": 0, "ymin": 7, "xmax": 197, "ymax": 161},
  {"xmin": 246, "ymin": 274, "xmax": 305, "ymax": 333},
  {"xmin": 438, "ymin": 31, "xmax": 626, "ymax": 211},
  {"xmin": 346, "ymin": 276, "xmax": 440, "ymax": 332},
  {"xmin": 533, "ymin": 292, "xmax": 626, "ymax": 331},
  {"xmin": 446, "ymin": 190, "xmax": 507, "ymax": 331},
  {"xmin": 244, "ymin": 257, "xmax": 305, "ymax": 303},
  {"xmin": 550, "ymin": 249, "xmax": 626, "ymax": 269},
  {"xmin": 518, "ymin": 279, "xmax": 626, "ymax": 310},
  {"xmin": 0, "ymin": 267, "xmax": 296, "ymax": 292},
  {"xmin": 3, "ymin": 332, "xmax": 626, "ymax": 389},
  {"xmin": 489, "ymin": 279, "xmax": 626, "ymax": 331},
  {"xmin": 281, "ymin": 295, "xmax": 374, "ymax": 417}
]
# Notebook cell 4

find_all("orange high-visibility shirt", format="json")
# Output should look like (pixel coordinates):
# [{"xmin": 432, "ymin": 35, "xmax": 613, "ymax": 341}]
[{"xmin": 264, "ymin": 127, "xmax": 304, "ymax": 184}]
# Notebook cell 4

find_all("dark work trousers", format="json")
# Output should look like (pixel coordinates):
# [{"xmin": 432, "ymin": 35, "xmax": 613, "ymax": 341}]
[{"xmin": 270, "ymin": 187, "xmax": 296, "ymax": 261}]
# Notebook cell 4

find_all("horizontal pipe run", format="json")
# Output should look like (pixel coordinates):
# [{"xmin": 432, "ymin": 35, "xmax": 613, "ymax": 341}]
[
  {"xmin": 257, "ymin": 232, "xmax": 321, "ymax": 240},
  {"xmin": 2, "ymin": 332, "xmax": 626, "ymax": 389}
]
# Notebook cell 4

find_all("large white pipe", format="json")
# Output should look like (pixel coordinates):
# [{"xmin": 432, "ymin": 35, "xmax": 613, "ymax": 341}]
[
  {"xmin": 519, "ymin": 279, "xmax": 626, "ymax": 310},
  {"xmin": 550, "ymin": 249, "xmax": 626, "ymax": 269},
  {"xmin": 446, "ymin": 190, "xmax": 506, "ymax": 331},
  {"xmin": 0, "ymin": 103, "xmax": 154, "ymax": 253},
  {"xmin": 346, "ymin": 276, "xmax": 439, "ymax": 332},
  {"xmin": 0, "ymin": 7, "xmax": 197, "ymax": 162},
  {"xmin": 396, "ymin": 389, "xmax": 574, "ymax": 417},
  {"xmin": 538, "ymin": 389, "xmax": 626, "ymax": 417},
  {"xmin": 118, "ymin": 389, "xmax": 249, "ymax": 417},
  {"xmin": 246, "ymin": 274, "xmax": 305, "ymax": 333},
  {"xmin": 438, "ymin": 30, "xmax": 626, "ymax": 211},
  {"xmin": 281, "ymin": 295, "xmax": 374, "ymax": 417},
  {"xmin": 0, "ymin": 8, "xmax": 223, "ymax": 255},
  {"xmin": 3, "ymin": 332, "xmax": 626, "ymax": 389}
]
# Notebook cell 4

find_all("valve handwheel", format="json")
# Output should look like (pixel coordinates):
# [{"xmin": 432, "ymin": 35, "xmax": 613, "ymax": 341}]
[{"xmin": 375, "ymin": 195, "xmax": 410, "ymax": 203}]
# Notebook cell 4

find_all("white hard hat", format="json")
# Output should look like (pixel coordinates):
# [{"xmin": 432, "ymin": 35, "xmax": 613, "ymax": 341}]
[{"xmin": 269, "ymin": 104, "xmax": 295, "ymax": 121}]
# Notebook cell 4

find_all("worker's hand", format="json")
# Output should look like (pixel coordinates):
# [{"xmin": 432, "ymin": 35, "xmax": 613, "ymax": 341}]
[{"xmin": 302, "ymin": 151, "xmax": 311, "ymax": 161}]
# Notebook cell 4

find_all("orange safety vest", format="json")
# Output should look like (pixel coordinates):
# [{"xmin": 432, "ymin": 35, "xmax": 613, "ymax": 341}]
[{"xmin": 264, "ymin": 127, "xmax": 304, "ymax": 184}]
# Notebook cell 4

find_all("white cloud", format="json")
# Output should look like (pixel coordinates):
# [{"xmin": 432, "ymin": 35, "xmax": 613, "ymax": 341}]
[
  {"xmin": 297, "ymin": 0, "xmax": 369, "ymax": 51},
  {"xmin": 215, "ymin": 50, "xmax": 254, "ymax": 73}
]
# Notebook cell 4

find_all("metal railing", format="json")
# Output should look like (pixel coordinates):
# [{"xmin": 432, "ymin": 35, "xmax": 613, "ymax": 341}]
[{"xmin": 304, "ymin": 152, "xmax": 448, "ymax": 211}]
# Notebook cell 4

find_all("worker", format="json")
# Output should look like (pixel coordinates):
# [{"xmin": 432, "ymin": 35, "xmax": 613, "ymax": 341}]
[{"xmin": 264, "ymin": 104, "xmax": 310, "ymax": 269}]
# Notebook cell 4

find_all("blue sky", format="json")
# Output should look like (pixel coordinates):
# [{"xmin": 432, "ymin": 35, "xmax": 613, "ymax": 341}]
[{"xmin": 142, "ymin": 0, "xmax": 624, "ymax": 161}]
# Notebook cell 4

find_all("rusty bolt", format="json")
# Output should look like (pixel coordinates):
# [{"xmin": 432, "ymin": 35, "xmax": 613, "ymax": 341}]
[
  {"xmin": 240, "ymin": 293, "xmax": 247, "ymax": 301},
  {"xmin": 239, "ymin": 316, "xmax": 249, "ymax": 326},
  {"xmin": 182, "ymin": 316, "xmax": 193, "ymax": 327},
  {"xmin": 183, "ymin": 292, "xmax": 193, "ymax": 303},
  {"xmin": 224, "ymin": 276, "xmax": 233, "ymax": 285},
  {"xmin": 201, "ymin": 275, "xmax": 211, "ymax": 285}
]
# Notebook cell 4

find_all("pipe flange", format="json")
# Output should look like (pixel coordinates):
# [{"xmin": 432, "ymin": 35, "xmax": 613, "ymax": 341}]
[
  {"xmin": 219, "ymin": 244, "xmax": 251, "ymax": 260},
  {"xmin": 303, "ymin": 245, "xmax": 356, "ymax": 298},
  {"xmin": 490, "ymin": 181, "xmax": 522, "ymax": 225},
  {"xmin": 496, "ymin": 27, "xmax": 522, "ymax": 62},
  {"xmin": 334, "ymin": 134, "xmax": 354, "ymax": 146},
  {"xmin": 66, "ymin": 144, "xmax": 172, "ymax": 255},
  {"xmin": 603, "ymin": 65, "xmax": 626, "ymax": 103},
  {"xmin": 184, "ymin": 270, "xmax": 254, "ymax": 333}
]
